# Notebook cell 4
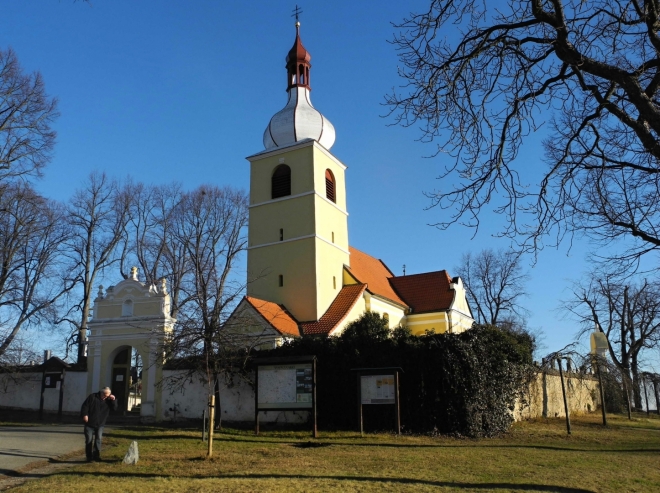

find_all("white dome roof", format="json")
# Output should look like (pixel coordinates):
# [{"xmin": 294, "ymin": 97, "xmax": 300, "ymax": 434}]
[{"xmin": 263, "ymin": 87, "xmax": 336, "ymax": 150}]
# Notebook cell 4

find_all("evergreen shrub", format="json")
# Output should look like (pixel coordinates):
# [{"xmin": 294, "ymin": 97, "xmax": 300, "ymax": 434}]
[{"xmin": 261, "ymin": 312, "xmax": 531, "ymax": 437}]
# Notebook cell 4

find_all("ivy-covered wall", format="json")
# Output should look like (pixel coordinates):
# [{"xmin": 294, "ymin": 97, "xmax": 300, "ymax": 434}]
[{"xmin": 262, "ymin": 313, "xmax": 532, "ymax": 437}]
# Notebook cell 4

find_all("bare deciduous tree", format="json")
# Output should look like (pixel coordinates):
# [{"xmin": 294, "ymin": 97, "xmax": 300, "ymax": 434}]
[
  {"xmin": 455, "ymin": 248, "xmax": 529, "ymax": 326},
  {"xmin": 124, "ymin": 182, "xmax": 187, "ymax": 318},
  {"xmin": 61, "ymin": 173, "xmax": 130, "ymax": 363},
  {"xmin": 387, "ymin": 0, "xmax": 660, "ymax": 267},
  {"xmin": 566, "ymin": 273, "xmax": 660, "ymax": 409},
  {"xmin": 158, "ymin": 185, "xmax": 251, "ymax": 428},
  {"xmin": 0, "ymin": 183, "xmax": 71, "ymax": 360},
  {"xmin": 0, "ymin": 47, "xmax": 58, "ymax": 181}
]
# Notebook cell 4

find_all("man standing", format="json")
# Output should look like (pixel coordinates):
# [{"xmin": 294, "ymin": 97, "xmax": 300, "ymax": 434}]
[{"xmin": 81, "ymin": 386, "xmax": 117, "ymax": 462}]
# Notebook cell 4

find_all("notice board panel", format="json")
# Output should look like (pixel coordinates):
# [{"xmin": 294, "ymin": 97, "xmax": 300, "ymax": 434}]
[
  {"xmin": 257, "ymin": 363, "xmax": 313, "ymax": 409},
  {"xmin": 360, "ymin": 374, "xmax": 395, "ymax": 404}
]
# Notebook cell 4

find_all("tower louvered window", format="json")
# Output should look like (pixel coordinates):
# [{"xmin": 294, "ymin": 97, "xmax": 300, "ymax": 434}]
[
  {"xmin": 325, "ymin": 169, "xmax": 336, "ymax": 203},
  {"xmin": 272, "ymin": 165, "xmax": 291, "ymax": 199}
]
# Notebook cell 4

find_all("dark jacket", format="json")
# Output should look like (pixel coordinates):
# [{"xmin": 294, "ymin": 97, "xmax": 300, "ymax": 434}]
[{"xmin": 81, "ymin": 392, "xmax": 118, "ymax": 428}]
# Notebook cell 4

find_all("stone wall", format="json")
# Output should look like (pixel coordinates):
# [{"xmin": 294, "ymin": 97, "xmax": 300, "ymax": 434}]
[
  {"xmin": 1, "ymin": 367, "xmax": 601, "ymax": 425},
  {"xmin": 515, "ymin": 370, "xmax": 599, "ymax": 420},
  {"xmin": 159, "ymin": 370, "xmax": 307, "ymax": 424},
  {"xmin": 0, "ymin": 370, "xmax": 88, "ymax": 414}
]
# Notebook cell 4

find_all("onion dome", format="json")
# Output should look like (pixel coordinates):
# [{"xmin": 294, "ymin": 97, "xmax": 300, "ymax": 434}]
[{"xmin": 263, "ymin": 22, "xmax": 336, "ymax": 151}]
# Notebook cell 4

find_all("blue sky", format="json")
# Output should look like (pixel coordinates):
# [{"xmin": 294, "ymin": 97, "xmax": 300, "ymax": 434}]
[{"xmin": 1, "ymin": 0, "xmax": 611, "ymax": 360}]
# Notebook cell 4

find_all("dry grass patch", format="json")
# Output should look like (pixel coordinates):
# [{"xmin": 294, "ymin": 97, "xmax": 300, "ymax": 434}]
[{"xmin": 7, "ymin": 413, "xmax": 660, "ymax": 492}]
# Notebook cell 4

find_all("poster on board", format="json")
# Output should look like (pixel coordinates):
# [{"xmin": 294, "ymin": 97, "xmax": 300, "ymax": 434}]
[
  {"xmin": 360, "ymin": 374, "xmax": 396, "ymax": 404},
  {"xmin": 257, "ymin": 363, "xmax": 313, "ymax": 409}
]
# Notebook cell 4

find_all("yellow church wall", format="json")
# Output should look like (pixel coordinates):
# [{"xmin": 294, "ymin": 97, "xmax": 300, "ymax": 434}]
[
  {"xmin": 248, "ymin": 145, "xmax": 316, "ymax": 205},
  {"xmin": 247, "ymin": 238, "xmax": 318, "ymax": 322},
  {"xmin": 246, "ymin": 139, "xmax": 351, "ymax": 324},
  {"xmin": 314, "ymin": 195, "xmax": 349, "ymax": 252},
  {"xmin": 312, "ymin": 145, "xmax": 348, "ymax": 211},
  {"xmin": 315, "ymin": 239, "xmax": 350, "ymax": 320},
  {"xmin": 343, "ymin": 269, "xmax": 359, "ymax": 285},
  {"xmin": 405, "ymin": 312, "xmax": 450, "ymax": 335},
  {"xmin": 368, "ymin": 296, "xmax": 407, "ymax": 329},
  {"xmin": 248, "ymin": 194, "xmax": 316, "ymax": 247}
]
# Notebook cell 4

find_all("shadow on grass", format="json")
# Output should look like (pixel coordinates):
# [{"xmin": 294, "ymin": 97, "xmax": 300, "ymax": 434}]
[
  {"xmin": 209, "ymin": 435, "xmax": 660, "ymax": 453},
  {"xmin": 103, "ymin": 432, "xmax": 198, "ymax": 441},
  {"xmin": 0, "ymin": 450, "xmax": 53, "ymax": 460},
  {"xmin": 47, "ymin": 470, "xmax": 597, "ymax": 492}
]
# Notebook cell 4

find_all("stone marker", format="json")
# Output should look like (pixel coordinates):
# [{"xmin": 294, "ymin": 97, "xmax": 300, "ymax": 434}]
[{"xmin": 123, "ymin": 441, "xmax": 139, "ymax": 465}]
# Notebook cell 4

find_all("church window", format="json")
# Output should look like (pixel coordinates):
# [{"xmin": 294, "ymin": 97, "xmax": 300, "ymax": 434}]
[
  {"xmin": 333, "ymin": 276, "xmax": 336, "ymax": 289},
  {"xmin": 383, "ymin": 313, "xmax": 389, "ymax": 325},
  {"xmin": 331, "ymin": 231, "xmax": 335, "ymax": 243},
  {"xmin": 279, "ymin": 228, "xmax": 284, "ymax": 241},
  {"xmin": 299, "ymin": 64, "xmax": 305, "ymax": 84},
  {"xmin": 279, "ymin": 275, "xmax": 284, "ymax": 287},
  {"xmin": 272, "ymin": 165, "xmax": 291, "ymax": 199},
  {"xmin": 122, "ymin": 299, "xmax": 133, "ymax": 317},
  {"xmin": 325, "ymin": 169, "xmax": 336, "ymax": 203}
]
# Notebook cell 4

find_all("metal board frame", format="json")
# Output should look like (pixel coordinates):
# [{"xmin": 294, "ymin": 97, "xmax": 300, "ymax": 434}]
[
  {"xmin": 253, "ymin": 355, "xmax": 317, "ymax": 437},
  {"xmin": 351, "ymin": 367, "xmax": 403, "ymax": 435}
]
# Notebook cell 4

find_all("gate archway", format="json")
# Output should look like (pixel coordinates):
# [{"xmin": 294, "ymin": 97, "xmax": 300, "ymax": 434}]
[{"xmin": 87, "ymin": 268, "xmax": 175, "ymax": 421}]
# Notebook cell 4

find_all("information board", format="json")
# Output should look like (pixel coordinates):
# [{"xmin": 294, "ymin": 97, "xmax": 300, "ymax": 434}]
[
  {"xmin": 257, "ymin": 363, "xmax": 313, "ymax": 409},
  {"xmin": 360, "ymin": 374, "xmax": 396, "ymax": 404}
]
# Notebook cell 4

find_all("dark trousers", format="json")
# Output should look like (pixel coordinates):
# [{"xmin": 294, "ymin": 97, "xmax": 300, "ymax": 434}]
[{"xmin": 84, "ymin": 425, "xmax": 104, "ymax": 460}]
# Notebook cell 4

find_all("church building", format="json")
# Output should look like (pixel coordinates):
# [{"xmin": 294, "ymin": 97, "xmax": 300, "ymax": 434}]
[{"xmin": 229, "ymin": 22, "xmax": 474, "ymax": 345}]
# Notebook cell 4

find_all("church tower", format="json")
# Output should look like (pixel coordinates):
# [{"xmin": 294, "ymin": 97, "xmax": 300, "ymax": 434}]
[{"xmin": 246, "ymin": 21, "xmax": 350, "ymax": 323}]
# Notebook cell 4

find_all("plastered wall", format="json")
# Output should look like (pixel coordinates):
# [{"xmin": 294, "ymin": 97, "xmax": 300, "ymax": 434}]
[
  {"xmin": 515, "ymin": 370, "xmax": 599, "ymax": 420},
  {"xmin": 160, "ymin": 370, "xmax": 307, "ymax": 424},
  {"xmin": 0, "ymin": 371, "xmax": 88, "ymax": 414}
]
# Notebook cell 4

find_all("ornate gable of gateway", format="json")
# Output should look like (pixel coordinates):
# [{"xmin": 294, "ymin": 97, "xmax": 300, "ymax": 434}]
[{"xmin": 93, "ymin": 267, "xmax": 171, "ymax": 321}]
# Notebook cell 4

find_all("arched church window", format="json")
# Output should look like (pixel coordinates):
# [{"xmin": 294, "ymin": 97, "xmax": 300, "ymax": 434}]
[
  {"xmin": 299, "ymin": 64, "xmax": 305, "ymax": 84},
  {"xmin": 325, "ymin": 169, "xmax": 336, "ymax": 203},
  {"xmin": 272, "ymin": 165, "xmax": 291, "ymax": 199},
  {"xmin": 122, "ymin": 299, "xmax": 133, "ymax": 317}
]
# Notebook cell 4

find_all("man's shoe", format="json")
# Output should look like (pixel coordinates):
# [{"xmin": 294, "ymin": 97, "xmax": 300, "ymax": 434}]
[{"xmin": 86, "ymin": 457, "xmax": 93, "ymax": 463}]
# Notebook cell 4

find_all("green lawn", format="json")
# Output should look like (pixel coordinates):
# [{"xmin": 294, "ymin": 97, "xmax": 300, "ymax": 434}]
[{"xmin": 6, "ymin": 413, "xmax": 660, "ymax": 492}]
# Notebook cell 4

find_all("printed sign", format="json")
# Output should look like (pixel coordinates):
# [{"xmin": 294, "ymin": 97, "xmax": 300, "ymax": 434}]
[
  {"xmin": 43, "ymin": 373, "xmax": 60, "ymax": 389},
  {"xmin": 258, "ymin": 363, "xmax": 313, "ymax": 409},
  {"xmin": 360, "ymin": 374, "xmax": 396, "ymax": 404}
]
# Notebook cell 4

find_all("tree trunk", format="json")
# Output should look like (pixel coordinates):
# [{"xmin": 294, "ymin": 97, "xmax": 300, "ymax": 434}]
[
  {"xmin": 621, "ymin": 369, "xmax": 633, "ymax": 420},
  {"xmin": 214, "ymin": 373, "xmax": 222, "ymax": 430},
  {"xmin": 631, "ymin": 354, "xmax": 642, "ymax": 410}
]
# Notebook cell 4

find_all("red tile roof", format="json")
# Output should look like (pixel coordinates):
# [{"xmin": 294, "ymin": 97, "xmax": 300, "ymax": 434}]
[
  {"xmin": 389, "ymin": 271, "xmax": 455, "ymax": 314},
  {"xmin": 300, "ymin": 283, "xmax": 366, "ymax": 335},
  {"xmin": 245, "ymin": 296, "xmax": 301, "ymax": 337},
  {"xmin": 347, "ymin": 247, "xmax": 407, "ymax": 307}
]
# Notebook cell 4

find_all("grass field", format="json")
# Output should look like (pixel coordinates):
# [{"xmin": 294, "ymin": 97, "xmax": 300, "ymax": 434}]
[{"xmin": 5, "ymin": 413, "xmax": 660, "ymax": 492}]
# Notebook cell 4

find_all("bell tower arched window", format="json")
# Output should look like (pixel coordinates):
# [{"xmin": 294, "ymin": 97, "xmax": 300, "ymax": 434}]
[
  {"xmin": 272, "ymin": 165, "xmax": 291, "ymax": 199},
  {"xmin": 325, "ymin": 169, "xmax": 336, "ymax": 203}
]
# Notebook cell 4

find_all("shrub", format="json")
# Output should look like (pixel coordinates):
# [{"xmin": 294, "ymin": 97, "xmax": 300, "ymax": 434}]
[{"xmin": 262, "ymin": 315, "xmax": 530, "ymax": 437}]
